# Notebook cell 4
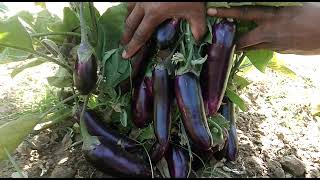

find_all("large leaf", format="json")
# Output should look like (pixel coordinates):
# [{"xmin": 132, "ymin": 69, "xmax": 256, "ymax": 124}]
[
  {"xmin": 0, "ymin": 113, "xmax": 40, "ymax": 160},
  {"xmin": 0, "ymin": 16, "xmax": 34, "ymax": 51},
  {"xmin": 97, "ymin": 3, "xmax": 127, "ymax": 59},
  {"xmin": 15, "ymin": 11, "xmax": 34, "ymax": 27},
  {"xmin": 137, "ymin": 125, "xmax": 155, "ymax": 142},
  {"xmin": 49, "ymin": 7, "xmax": 79, "ymax": 33},
  {"xmin": 233, "ymin": 74, "xmax": 251, "ymax": 90},
  {"xmin": 245, "ymin": 50, "xmax": 274, "ymax": 73},
  {"xmin": 225, "ymin": 87, "xmax": 248, "ymax": 111},
  {"xmin": 102, "ymin": 48, "xmax": 131, "ymax": 88},
  {"xmin": 47, "ymin": 67, "xmax": 73, "ymax": 88},
  {"xmin": 0, "ymin": 2, "xmax": 8, "ymax": 14},
  {"xmin": 11, "ymin": 58, "xmax": 46, "ymax": 78},
  {"xmin": 267, "ymin": 54, "xmax": 297, "ymax": 79},
  {"xmin": 0, "ymin": 48, "xmax": 32, "ymax": 64},
  {"xmin": 34, "ymin": 9, "xmax": 60, "ymax": 34}
]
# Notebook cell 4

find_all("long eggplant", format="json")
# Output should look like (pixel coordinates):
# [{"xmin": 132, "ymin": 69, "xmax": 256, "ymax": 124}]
[
  {"xmin": 132, "ymin": 75, "xmax": 153, "ymax": 128},
  {"xmin": 218, "ymin": 97, "xmax": 239, "ymax": 161},
  {"xmin": 200, "ymin": 19, "xmax": 236, "ymax": 116},
  {"xmin": 174, "ymin": 72, "xmax": 213, "ymax": 151},
  {"xmin": 165, "ymin": 144, "xmax": 189, "ymax": 178},
  {"xmin": 151, "ymin": 63, "xmax": 171, "ymax": 162},
  {"xmin": 74, "ymin": 109, "xmax": 139, "ymax": 152},
  {"xmin": 154, "ymin": 18, "xmax": 180, "ymax": 50},
  {"xmin": 149, "ymin": 142, "xmax": 169, "ymax": 163},
  {"xmin": 84, "ymin": 140, "xmax": 151, "ymax": 177}
]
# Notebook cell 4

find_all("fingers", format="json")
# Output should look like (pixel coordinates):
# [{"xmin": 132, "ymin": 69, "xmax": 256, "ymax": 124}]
[
  {"xmin": 235, "ymin": 26, "xmax": 269, "ymax": 50},
  {"xmin": 126, "ymin": 2, "xmax": 136, "ymax": 18},
  {"xmin": 122, "ymin": 16, "xmax": 161, "ymax": 59},
  {"xmin": 187, "ymin": 14, "xmax": 207, "ymax": 43},
  {"xmin": 121, "ymin": 5, "xmax": 144, "ymax": 45},
  {"xmin": 207, "ymin": 6, "xmax": 278, "ymax": 21}
]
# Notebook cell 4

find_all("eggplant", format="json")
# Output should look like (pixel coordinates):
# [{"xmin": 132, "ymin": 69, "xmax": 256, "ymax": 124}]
[
  {"xmin": 73, "ymin": 55, "xmax": 98, "ymax": 95},
  {"xmin": 219, "ymin": 97, "xmax": 239, "ymax": 161},
  {"xmin": 118, "ymin": 41, "xmax": 156, "ymax": 93},
  {"xmin": 153, "ymin": 64, "xmax": 171, "ymax": 146},
  {"xmin": 132, "ymin": 75, "xmax": 153, "ymax": 128},
  {"xmin": 200, "ymin": 19, "xmax": 236, "ymax": 116},
  {"xmin": 154, "ymin": 18, "xmax": 180, "ymax": 50},
  {"xmin": 165, "ymin": 144, "xmax": 189, "ymax": 178},
  {"xmin": 85, "ymin": 141, "xmax": 151, "ymax": 177},
  {"xmin": 191, "ymin": 145, "xmax": 220, "ymax": 171},
  {"xmin": 74, "ymin": 109, "xmax": 140, "ymax": 152},
  {"xmin": 73, "ymin": 2, "xmax": 98, "ymax": 95},
  {"xmin": 174, "ymin": 72, "xmax": 213, "ymax": 151},
  {"xmin": 150, "ymin": 63, "xmax": 171, "ymax": 162}
]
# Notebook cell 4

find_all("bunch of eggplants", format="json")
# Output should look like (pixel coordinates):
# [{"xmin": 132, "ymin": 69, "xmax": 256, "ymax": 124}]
[{"xmin": 75, "ymin": 15, "xmax": 240, "ymax": 177}]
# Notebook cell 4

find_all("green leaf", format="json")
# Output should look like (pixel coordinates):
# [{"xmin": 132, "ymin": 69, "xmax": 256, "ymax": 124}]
[
  {"xmin": 267, "ymin": 54, "xmax": 297, "ymax": 79},
  {"xmin": 49, "ymin": 7, "xmax": 79, "ymax": 33},
  {"xmin": 103, "ymin": 48, "xmax": 131, "ymax": 88},
  {"xmin": 47, "ymin": 67, "xmax": 73, "ymax": 88},
  {"xmin": 97, "ymin": 3, "xmax": 127, "ymax": 57},
  {"xmin": 15, "ymin": 11, "xmax": 34, "ymax": 27},
  {"xmin": 137, "ymin": 125, "xmax": 155, "ymax": 141},
  {"xmin": 34, "ymin": 10, "xmax": 60, "ymax": 34},
  {"xmin": 253, "ymin": 2, "xmax": 303, "ymax": 7},
  {"xmin": 0, "ymin": 48, "xmax": 32, "ymax": 64},
  {"xmin": 0, "ymin": 2, "xmax": 8, "ymax": 14},
  {"xmin": 210, "ymin": 114, "xmax": 230, "ymax": 131},
  {"xmin": 233, "ymin": 74, "xmax": 251, "ymax": 90},
  {"xmin": 0, "ymin": 16, "xmax": 34, "ymax": 51},
  {"xmin": 225, "ymin": 87, "xmax": 247, "ymax": 111},
  {"xmin": 11, "ymin": 58, "xmax": 46, "ymax": 78},
  {"xmin": 206, "ymin": 2, "xmax": 230, "ymax": 8},
  {"xmin": 0, "ymin": 113, "xmax": 40, "ymax": 160},
  {"xmin": 245, "ymin": 50, "xmax": 274, "ymax": 73},
  {"xmin": 35, "ymin": 2, "xmax": 46, "ymax": 9}
]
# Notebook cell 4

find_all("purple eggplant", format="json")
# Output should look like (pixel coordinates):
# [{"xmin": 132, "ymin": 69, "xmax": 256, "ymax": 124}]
[
  {"xmin": 149, "ymin": 142, "xmax": 169, "ymax": 163},
  {"xmin": 150, "ymin": 63, "xmax": 171, "ymax": 162},
  {"xmin": 154, "ymin": 18, "xmax": 180, "ymax": 50},
  {"xmin": 200, "ymin": 19, "xmax": 236, "ymax": 116},
  {"xmin": 191, "ymin": 145, "xmax": 220, "ymax": 171},
  {"xmin": 84, "ymin": 141, "xmax": 151, "ymax": 177},
  {"xmin": 74, "ymin": 109, "xmax": 139, "ymax": 152},
  {"xmin": 219, "ymin": 97, "xmax": 239, "ymax": 161},
  {"xmin": 132, "ymin": 75, "xmax": 153, "ymax": 128},
  {"xmin": 165, "ymin": 144, "xmax": 189, "ymax": 178},
  {"xmin": 174, "ymin": 72, "xmax": 213, "ymax": 151},
  {"xmin": 73, "ymin": 55, "xmax": 98, "ymax": 95}
]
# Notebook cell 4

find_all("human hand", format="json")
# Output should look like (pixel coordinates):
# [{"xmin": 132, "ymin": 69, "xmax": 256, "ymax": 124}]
[
  {"xmin": 121, "ymin": 2, "xmax": 207, "ymax": 59},
  {"xmin": 207, "ymin": 3, "xmax": 320, "ymax": 55}
]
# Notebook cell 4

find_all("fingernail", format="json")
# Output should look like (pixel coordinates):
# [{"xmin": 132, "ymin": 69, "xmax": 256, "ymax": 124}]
[
  {"xmin": 207, "ymin": 8, "xmax": 217, "ymax": 15},
  {"xmin": 122, "ymin": 50, "xmax": 128, "ymax": 59}
]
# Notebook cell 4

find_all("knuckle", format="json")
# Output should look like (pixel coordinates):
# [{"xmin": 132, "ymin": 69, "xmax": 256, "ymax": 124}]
[{"xmin": 132, "ymin": 30, "xmax": 146, "ymax": 44}]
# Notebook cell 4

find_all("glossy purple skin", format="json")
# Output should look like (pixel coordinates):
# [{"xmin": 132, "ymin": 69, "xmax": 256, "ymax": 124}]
[
  {"xmin": 165, "ymin": 145, "xmax": 189, "ymax": 178},
  {"xmin": 85, "ymin": 143, "xmax": 151, "ymax": 177},
  {"xmin": 132, "ymin": 76, "xmax": 153, "ymax": 128},
  {"xmin": 155, "ymin": 18, "xmax": 180, "ymax": 50},
  {"xmin": 152, "ymin": 64, "xmax": 171, "ymax": 146},
  {"xmin": 149, "ymin": 142, "xmax": 169, "ymax": 163},
  {"xmin": 174, "ymin": 72, "xmax": 213, "ymax": 151},
  {"xmin": 73, "ymin": 55, "xmax": 98, "ymax": 95},
  {"xmin": 220, "ymin": 98, "xmax": 238, "ymax": 161},
  {"xmin": 75, "ymin": 110, "xmax": 139, "ymax": 152},
  {"xmin": 200, "ymin": 19, "xmax": 236, "ymax": 116}
]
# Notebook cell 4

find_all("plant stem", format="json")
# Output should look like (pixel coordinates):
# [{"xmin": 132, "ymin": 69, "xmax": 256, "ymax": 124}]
[
  {"xmin": 30, "ymin": 32, "xmax": 81, "ymax": 38},
  {"xmin": 79, "ymin": 2, "xmax": 88, "ymax": 44},
  {"xmin": 230, "ymin": 53, "xmax": 246, "ymax": 80},
  {"xmin": 0, "ymin": 43, "xmax": 73, "ymax": 73}
]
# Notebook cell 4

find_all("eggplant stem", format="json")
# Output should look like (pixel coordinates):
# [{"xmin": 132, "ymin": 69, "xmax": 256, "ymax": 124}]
[
  {"xmin": 230, "ymin": 52, "xmax": 246, "ymax": 80},
  {"xmin": 30, "ymin": 32, "xmax": 81, "ymax": 38}
]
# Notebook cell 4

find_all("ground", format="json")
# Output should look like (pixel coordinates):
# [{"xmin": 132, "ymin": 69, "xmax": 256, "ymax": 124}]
[{"xmin": 0, "ymin": 54, "xmax": 319, "ymax": 178}]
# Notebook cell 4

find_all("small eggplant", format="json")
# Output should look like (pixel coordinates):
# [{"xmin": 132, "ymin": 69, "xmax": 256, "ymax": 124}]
[
  {"xmin": 219, "ymin": 97, "xmax": 239, "ymax": 161},
  {"xmin": 149, "ymin": 142, "xmax": 169, "ymax": 164},
  {"xmin": 85, "ymin": 141, "xmax": 151, "ymax": 177},
  {"xmin": 155, "ymin": 18, "xmax": 180, "ymax": 50},
  {"xmin": 73, "ymin": 54, "xmax": 98, "ymax": 95},
  {"xmin": 165, "ymin": 144, "xmax": 189, "ymax": 178},
  {"xmin": 132, "ymin": 75, "xmax": 153, "ymax": 128},
  {"xmin": 200, "ymin": 19, "xmax": 236, "ymax": 116},
  {"xmin": 175, "ymin": 72, "xmax": 213, "ymax": 151},
  {"xmin": 75, "ymin": 109, "xmax": 139, "ymax": 152}
]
